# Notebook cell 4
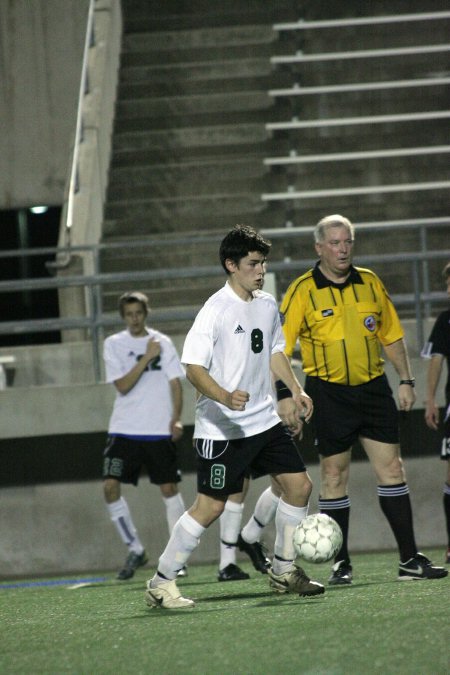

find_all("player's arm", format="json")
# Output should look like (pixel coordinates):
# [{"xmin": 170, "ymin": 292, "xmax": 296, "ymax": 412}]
[
  {"xmin": 169, "ymin": 377, "xmax": 184, "ymax": 441},
  {"xmin": 114, "ymin": 338, "xmax": 161, "ymax": 395},
  {"xmin": 273, "ymin": 284, "xmax": 312, "ymax": 433},
  {"xmin": 271, "ymin": 351, "xmax": 313, "ymax": 431},
  {"xmin": 424, "ymin": 354, "xmax": 444, "ymax": 430},
  {"xmin": 185, "ymin": 364, "xmax": 249, "ymax": 411},
  {"xmin": 382, "ymin": 337, "xmax": 416, "ymax": 411}
]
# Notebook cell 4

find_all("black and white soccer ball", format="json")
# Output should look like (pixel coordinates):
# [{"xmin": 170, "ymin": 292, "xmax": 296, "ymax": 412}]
[{"xmin": 293, "ymin": 513, "xmax": 343, "ymax": 563}]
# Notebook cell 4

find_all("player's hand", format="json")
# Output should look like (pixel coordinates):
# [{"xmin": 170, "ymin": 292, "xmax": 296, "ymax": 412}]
[
  {"xmin": 424, "ymin": 402, "xmax": 439, "ymax": 430},
  {"xmin": 293, "ymin": 390, "xmax": 313, "ymax": 423},
  {"xmin": 398, "ymin": 383, "xmax": 416, "ymax": 411},
  {"xmin": 278, "ymin": 397, "xmax": 304, "ymax": 437},
  {"xmin": 171, "ymin": 419, "xmax": 184, "ymax": 441},
  {"xmin": 226, "ymin": 389, "xmax": 250, "ymax": 411},
  {"xmin": 145, "ymin": 338, "xmax": 161, "ymax": 361}
]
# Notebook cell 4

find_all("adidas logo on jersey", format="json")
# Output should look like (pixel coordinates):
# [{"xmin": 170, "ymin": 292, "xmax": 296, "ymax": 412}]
[{"xmin": 234, "ymin": 324, "xmax": 245, "ymax": 334}]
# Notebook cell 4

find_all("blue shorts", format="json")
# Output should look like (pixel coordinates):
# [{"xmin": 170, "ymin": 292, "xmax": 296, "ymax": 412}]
[{"xmin": 195, "ymin": 422, "xmax": 306, "ymax": 497}]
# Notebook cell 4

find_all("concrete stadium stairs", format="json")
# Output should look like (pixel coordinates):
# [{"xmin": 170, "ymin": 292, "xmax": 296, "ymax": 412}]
[
  {"xmin": 100, "ymin": 0, "xmax": 450, "ymax": 331},
  {"xmin": 101, "ymin": 0, "xmax": 298, "ymax": 325}
]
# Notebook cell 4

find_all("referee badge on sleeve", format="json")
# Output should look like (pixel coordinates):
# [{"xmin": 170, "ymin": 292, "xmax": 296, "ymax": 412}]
[{"xmin": 364, "ymin": 315, "xmax": 376, "ymax": 332}]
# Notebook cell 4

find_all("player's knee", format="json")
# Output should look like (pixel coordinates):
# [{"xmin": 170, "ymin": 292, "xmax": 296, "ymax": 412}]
[
  {"xmin": 377, "ymin": 457, "xmax": 406, "ymax": 485},
  {"xmin": 382, "ymin": 456, "xmax": 406, "ymax": 483},
  {"xmin": 103, "ymin": 479, "xmax": 120, "ymax": 503},
  {"xmin": 283, "ymin": 472, "xmax": 313, "ymax": 504},
  {"xmin": 210, "ymin": 499, "xmax": 227, "ymax": 520},
  {"xmin": 321, "ymin": 466, "xmax": 345, "ymax": 493},
  {"xmin": 160, "ymin": 483, "xmax": 178, "ymax": 498}
]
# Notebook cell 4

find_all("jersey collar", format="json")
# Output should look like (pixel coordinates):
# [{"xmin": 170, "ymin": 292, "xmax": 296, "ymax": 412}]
[
  {"xmin": 224, "ymin": 280, "xmax": 256, "ymax": 302},
  {"xmin": 312, "ymin": 261, "xmax": 363, "ymax": 289}
]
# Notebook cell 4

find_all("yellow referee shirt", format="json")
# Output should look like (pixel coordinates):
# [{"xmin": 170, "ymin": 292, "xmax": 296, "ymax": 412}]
[{"xmin": 280, "ymin": 263, "xmax": 404, "ymax": 386}]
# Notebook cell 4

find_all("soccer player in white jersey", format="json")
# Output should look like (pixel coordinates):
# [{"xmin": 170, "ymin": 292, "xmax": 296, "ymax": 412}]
[
  {"xmin": 145, "ymin": 225, "xmax": 325, "ymax": 609},
  {"xmin": 103, "ymin": 291, "xmax": 186, "ymax": 580}
]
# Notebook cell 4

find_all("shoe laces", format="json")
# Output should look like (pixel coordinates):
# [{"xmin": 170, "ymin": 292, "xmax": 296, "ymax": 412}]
[
  {"xmin": 291, "ymin": 565, "xmax": 310, "ymax": 583},
  {"xmin": 332, "ymin": 560, "xmax": 351, "ymax": 575},
  {"xmin": 414, "ymin": 553, "xmax": 432, "ymax": 567}
]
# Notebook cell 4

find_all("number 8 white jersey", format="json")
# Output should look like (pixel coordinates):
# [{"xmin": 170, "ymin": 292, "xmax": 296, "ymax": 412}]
[{"xmin": 182, "ymin": 281, "xmax": 285, "ymax": 440}]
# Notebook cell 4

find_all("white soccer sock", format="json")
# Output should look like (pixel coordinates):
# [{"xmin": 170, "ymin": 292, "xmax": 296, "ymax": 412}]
[
  {"xmin": 219, "ymin": 500, "xmax": 244, "ymax": 570},
  {"xmin": 155, "ymin": 511, "xmax": 205, "ymax": 581},
  {"xmin": 107, "ymin": 497, "xmax": 144, "ymax": 554},
  {"xmin": 241, "ymin": 487, "xmax": 279, "ymax": 543},
  {"xmin": 163, "ymin": 492, "xmax": 186, "ymax": 533},
  {"xmin": 272, "ymin": 499, "xmax": 309, "ymax": 575}
]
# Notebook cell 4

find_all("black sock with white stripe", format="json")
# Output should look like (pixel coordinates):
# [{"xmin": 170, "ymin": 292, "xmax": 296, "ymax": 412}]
[
  {"xmin": 377, "ymin": 483, "xmax": 417, "ymax": 562},
  {"xmin": 319, "ymin": 496, "xmax": 351, "ymax": 564}
]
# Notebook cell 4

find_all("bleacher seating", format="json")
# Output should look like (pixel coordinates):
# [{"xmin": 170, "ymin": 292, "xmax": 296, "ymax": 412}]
[
  {"xmin": 100, "ymin": 1, "xmax": 450, "ymax": 332},
  {"xmin": 259, "ymin": 6, "xmax": 450, "ymax": 295},
  {"xmin": 101, "ymin": 0, "xmax": 298, "ymax": 329}
]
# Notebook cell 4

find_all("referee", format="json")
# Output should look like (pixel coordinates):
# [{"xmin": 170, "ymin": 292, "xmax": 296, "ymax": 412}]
[{"xmin": 277, "ymin": 214, "xmax": 447, "ymax": 583}]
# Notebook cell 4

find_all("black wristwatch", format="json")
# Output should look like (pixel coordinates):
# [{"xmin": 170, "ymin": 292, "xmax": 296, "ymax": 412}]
[{"xmin": 399, "ymin": 378, "xmax": 415, "ymax": 387}]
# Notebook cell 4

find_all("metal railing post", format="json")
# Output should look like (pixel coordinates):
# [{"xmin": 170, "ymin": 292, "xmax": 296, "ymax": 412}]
[
  {"xmin": 412, "ymin": 260, "xmax": 424, "ymax": 350},
  {"xmin": 420, "ymin": 224, "xmax": 431, "ymax": 320},
  {"xmin": 92, "ymin": 243, "xmax": 104, "ymax": 383},
  {"xmin": 0, "ymin": 233, "xmax": 449, "ymax": 386}
]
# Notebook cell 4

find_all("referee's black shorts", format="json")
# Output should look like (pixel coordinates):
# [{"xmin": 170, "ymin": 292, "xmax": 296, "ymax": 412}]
[{"xmin": 305, "ymin": 374, "xmax": 399, "ymax": 457}]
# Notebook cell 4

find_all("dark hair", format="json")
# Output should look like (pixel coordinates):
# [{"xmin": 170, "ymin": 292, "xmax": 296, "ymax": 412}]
[
  {"xmin": 118, "ymin": 291, "xmax": 149, "ymax": 317},
  {"xmin": 219, "ymin": 224, "xmax": 271, "ymax": 274},
  {"xmin": 443, "ymin": 262, "xmax": 450, "ymax": 280}
]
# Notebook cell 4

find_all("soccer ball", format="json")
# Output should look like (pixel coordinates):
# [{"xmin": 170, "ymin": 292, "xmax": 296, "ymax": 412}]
[{"xmin": 293, "ymin": 513, "xmax": 343, "ymax": 564}]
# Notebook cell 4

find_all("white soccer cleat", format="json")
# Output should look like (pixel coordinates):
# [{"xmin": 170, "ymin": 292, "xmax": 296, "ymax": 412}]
[
  {"xmin": 268, "ymin": 565, "xmax": 325, "ymax": 596},
  {"xmin": 144, "ymin": 579, "xmax": 195, "ymax": 609}
]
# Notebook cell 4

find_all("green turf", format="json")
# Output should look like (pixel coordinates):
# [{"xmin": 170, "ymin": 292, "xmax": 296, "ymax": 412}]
[{"xmin": 1, "ymin": 549, "xmax": 448, "ymax": 675}]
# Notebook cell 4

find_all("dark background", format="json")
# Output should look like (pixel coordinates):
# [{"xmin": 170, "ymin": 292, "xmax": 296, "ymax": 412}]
[
  {"xmin": 0, "ymin": 207, "xmax": 61, "ymax": 346},
  {"xmin": 0, "ymin": 410, "xmax": 442, "ymax": 487}
]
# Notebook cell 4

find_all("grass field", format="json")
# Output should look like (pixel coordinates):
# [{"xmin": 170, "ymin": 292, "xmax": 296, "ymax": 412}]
[{"xmin": 1, "ymin": 549, "xmax": 448, "ymax": 675}]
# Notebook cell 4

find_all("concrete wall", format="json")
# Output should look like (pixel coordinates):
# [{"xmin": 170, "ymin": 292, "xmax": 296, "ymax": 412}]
[
  {"xmin": 0, "ymin": 0, "xmax": 89, "ymax": 209},
  {"xmin": 0, "ymin": 321, "xmax": 447, "ymax": 578},
  {"xmin": 0, "ymin": 0, "xmax": 121, "ymax": 212},
  {"xmin": 0, "ymin": 320, "xmax": 445, "ymax": 441},
  {"xmin": 2, "ymin": 457, "xmax": 446, "ymax": 578},
  {"xmin": 0, "ymin": 352, "xmax": 438, "ymax": 439}
]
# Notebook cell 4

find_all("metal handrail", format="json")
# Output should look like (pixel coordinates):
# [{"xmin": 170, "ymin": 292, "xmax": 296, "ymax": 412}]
[
  {"xmin": 273, "ymin": 11, "xmax": 450, "ymax": 31},
  {"xmin": 263, "ymin": 146, "xmax": 450, "ymax": 166},
  {"xmin": 1, "ymin": 218, "xmax": 449, "ymax": 378},
  {"xmin": 261, "ymin": 181, "xmax": 450, "ymax": 202},
  {"xmin": 0, "ymin": 246, "xmax": 449, "ymax": 382},
  {"xmin": 270, "ymin": 44, "xmax": 450, "ymax": 65},
  {"xmin": 3, "ymin": 251, "xmax": 448, "ymax": 295},
  {"xmin": 266, "ymin": 110, "xmax": 450, "ymax": 131},
  {"xmin": 67, "ymin": 0, "xmax": 95, "ymax": 238},
  {"xmin": 261, "ymin": 217, "xmax": 450, "ymax": 238},
  {"xmin": 3, "ymin": 216, "xmax": 448, "ymax": 260},
  {"xmin": 268, "ymin": 76, "xmax": 450, "ymax": 98},
  {"xmin": 48, "ymin": 0, "xmax": 95, "ymax": 272}
]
